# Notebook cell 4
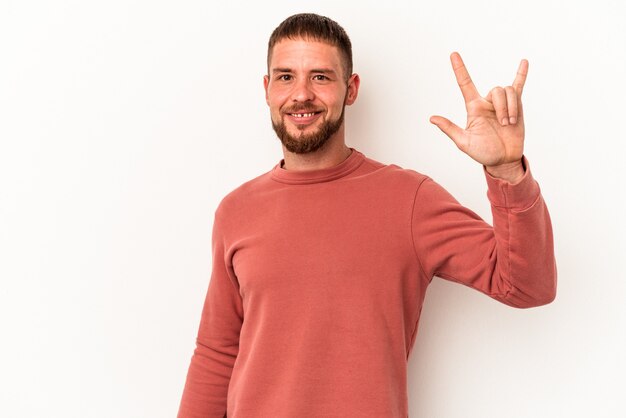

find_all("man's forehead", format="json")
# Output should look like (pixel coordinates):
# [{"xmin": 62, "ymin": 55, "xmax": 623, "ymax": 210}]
[{"xmin": 269, "ymin": 38, "xmax": 342, "ymax": 67}]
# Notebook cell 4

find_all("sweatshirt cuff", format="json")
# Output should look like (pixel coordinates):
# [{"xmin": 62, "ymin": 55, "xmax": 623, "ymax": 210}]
[{"xmin": 484, "ymin": 156, "xmax": 541, "ymax": 210}]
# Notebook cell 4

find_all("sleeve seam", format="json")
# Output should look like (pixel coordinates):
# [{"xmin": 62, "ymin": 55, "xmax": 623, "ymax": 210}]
[
  {"xmin": 410, "ymin": 176, "xmax": 435, "ymax": 284},
  {"xmin": 509, "ymin": 191, "xmax": 542, "ymax": 214},
  {"xmin": 433, "ymin": 271, "xmax": 513, "ymax": 299}
]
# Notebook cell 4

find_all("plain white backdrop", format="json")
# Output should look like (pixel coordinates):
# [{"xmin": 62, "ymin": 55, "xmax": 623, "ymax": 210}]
[{"xmin": 1, "ymin": 0, "xmax": 625, "ymax": 417}]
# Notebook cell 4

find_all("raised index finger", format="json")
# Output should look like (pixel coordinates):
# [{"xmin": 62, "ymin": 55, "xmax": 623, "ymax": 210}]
[
  {"xmin": 450, "ymin": 52, "xmax": 480, "ymax": 103},
  {"xmin": 513, "ymin": 59, "xmax": 529, "ymax": 95}
]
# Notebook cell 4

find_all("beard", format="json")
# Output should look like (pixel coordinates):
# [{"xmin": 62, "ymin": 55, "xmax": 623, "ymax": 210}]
[{"xmin": 271, "ymin": 105, "xmax": 346, "ymax": 154}]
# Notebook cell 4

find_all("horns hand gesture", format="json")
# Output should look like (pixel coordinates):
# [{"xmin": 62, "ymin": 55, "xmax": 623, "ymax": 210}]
[{"xmin": 430, "ymin": 52, "xmax": 528, "ymax": 181}]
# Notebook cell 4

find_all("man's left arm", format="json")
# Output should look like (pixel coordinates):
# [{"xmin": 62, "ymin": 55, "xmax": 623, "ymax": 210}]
[
  {"xmin": 411, "ymin": 156, "xmax": 556, "ymax": 308},
  {"xmin": 420, "ymin": 52, "xmax": 557, "ymax": 307}
]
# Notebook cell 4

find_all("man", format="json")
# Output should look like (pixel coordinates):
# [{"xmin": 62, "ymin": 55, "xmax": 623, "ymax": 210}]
[{"xmin": 178, "ymin": 13, "xmax": 556, "ymax": 418}]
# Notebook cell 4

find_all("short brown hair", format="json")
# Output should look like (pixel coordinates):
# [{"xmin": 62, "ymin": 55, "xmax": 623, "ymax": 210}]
[{"xmin": 267, "ymin": 13, "xmax": 353, "ymax": 81}]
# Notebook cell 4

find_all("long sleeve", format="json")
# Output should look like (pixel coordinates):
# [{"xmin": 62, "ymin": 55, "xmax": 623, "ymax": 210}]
[
  {"xmin": 178, "ymin": 208, "xmax": 244, "ymax": 418},
  {"xmin": 411, "ymin": 157, "xmax": 557, "ymax": 308}
]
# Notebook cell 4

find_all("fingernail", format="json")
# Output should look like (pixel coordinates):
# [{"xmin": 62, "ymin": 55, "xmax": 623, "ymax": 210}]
[
  {"xmin": 501, "ymin": 118, "xmax": 509, "ymax": 126},
  {"xmin": 509, "ymin": 117, "xmax": 516, "ymax": 124}
]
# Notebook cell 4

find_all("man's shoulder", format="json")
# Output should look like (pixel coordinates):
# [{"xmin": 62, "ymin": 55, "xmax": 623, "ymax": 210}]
[
  {"xmin": 362, "ymin": 154, "xmax": 430, "ymax": 186},
  {"xmin": 216, "ymin": 169, "xmax": 273, "ymax": 214}
]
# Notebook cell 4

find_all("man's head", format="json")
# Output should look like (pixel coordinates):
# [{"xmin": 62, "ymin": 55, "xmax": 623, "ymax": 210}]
[
  {"xmin": 264, "ymin": 14, "xmax": 359, "ymax": 155},
  {"xmin": 267, "ymin": 13, "xmax": 353, "ymax": 82}
]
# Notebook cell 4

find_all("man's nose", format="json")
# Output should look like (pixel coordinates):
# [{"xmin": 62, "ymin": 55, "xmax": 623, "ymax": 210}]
[{"xmin": 291, "ymin": 78, "xmax": 315, "ymax": 102}]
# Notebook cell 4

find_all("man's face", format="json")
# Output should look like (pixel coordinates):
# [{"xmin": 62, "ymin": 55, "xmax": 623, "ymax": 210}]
[{"xmin": 264, "ymin": 38, "xmax": 359, "ymax": 154}]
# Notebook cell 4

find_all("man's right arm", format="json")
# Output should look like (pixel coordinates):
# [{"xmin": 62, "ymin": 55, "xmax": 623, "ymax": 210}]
[{"xmin": 178, "ymin": 208, "xmax": 244, "ymax": 418}]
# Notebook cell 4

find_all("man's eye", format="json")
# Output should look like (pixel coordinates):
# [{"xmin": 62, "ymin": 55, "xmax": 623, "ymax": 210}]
[
  {"xmin": 277, "ymin": 75, "xmax": 292, "ymax": 81},
  {"xmin": 313, "ymin": 75, "xmax": 329, "ymax": 81}
]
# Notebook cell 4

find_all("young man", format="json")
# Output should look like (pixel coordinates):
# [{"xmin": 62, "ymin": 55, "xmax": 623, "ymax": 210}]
[{"xmin": 178, "ymin": 13, "xmax": 556, "ymax": 418}]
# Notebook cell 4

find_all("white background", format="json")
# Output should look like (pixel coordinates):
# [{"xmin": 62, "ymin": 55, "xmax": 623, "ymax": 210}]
[{"xmin": 1, "ymin": 1, "xmax": 625, "ymax": 417}]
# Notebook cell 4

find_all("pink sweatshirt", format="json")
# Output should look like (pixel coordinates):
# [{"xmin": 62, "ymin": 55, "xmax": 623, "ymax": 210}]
[{"xmin": 178, "ymin": 149, "xmax": 556, "ymax": 418}]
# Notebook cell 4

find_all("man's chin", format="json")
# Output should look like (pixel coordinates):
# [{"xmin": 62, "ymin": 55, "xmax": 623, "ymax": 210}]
[{"xmin": 280, "ymin": 132, "xmax": 330, "ymax": 154}]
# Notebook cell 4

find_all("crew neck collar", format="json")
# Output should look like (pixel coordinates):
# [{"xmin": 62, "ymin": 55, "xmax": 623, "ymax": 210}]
[{"xmin": 271, "ymin": 148, "xmax": 365, "ymax": 185}]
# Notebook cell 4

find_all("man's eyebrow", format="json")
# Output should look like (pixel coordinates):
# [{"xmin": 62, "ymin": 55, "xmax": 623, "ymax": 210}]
[
  {"xmin": 309, "ymin": 68, "xmax": 336, "ymax": 74},
  {"xmin": 271, "ymin": 68, "xmax": 337, "ymax": 75}
]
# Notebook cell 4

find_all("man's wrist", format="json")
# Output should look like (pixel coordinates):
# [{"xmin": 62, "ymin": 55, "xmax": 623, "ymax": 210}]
[{"xmin": 485, "ymin": 159, "xmax": 525, "ymax": 184}]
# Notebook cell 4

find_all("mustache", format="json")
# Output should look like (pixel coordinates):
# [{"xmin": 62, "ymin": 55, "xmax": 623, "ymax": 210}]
[{"xmin": 283, "ymin": 104, "xmax": 323, "ymax": 113}]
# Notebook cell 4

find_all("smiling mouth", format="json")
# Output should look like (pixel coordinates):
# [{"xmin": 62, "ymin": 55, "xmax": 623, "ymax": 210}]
[{"xmin": 289, "ymin": 112, "xmax": 321, "ymax": 118}]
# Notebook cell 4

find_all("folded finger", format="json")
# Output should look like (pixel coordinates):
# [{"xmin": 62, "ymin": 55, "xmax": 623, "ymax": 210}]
[
  {"xmin": 505, "ymin": 86, "xmax": 518, "ymax": 124},
  {"xmin": 490, "ymin": 86, "xmax": 509, "ymax": 126}
]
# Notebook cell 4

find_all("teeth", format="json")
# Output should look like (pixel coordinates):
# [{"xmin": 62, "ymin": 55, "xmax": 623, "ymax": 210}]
[{"xmin": 292, "ymin": 112, "xmax": 316, "ymax": 118}]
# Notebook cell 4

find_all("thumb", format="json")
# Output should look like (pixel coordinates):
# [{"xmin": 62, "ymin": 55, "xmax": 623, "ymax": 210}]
[{"xmin": 429, "ymin": 115, "xmax": 464, "ymax": 146}]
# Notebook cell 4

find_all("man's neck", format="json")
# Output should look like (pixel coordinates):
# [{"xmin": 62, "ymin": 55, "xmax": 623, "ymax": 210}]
[{"xmin": 281, "ymin": 137, "xmax": 352, "ymax": 171}]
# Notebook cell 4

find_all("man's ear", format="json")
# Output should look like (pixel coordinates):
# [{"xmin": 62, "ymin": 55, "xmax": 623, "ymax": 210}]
[
  {"xmin": 263, "ymin": 75, "xmax": 270, "ymax": 105},
  {"xmin": 345, "ymin": 73, "xmax": 360, "ymax": 105}
]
